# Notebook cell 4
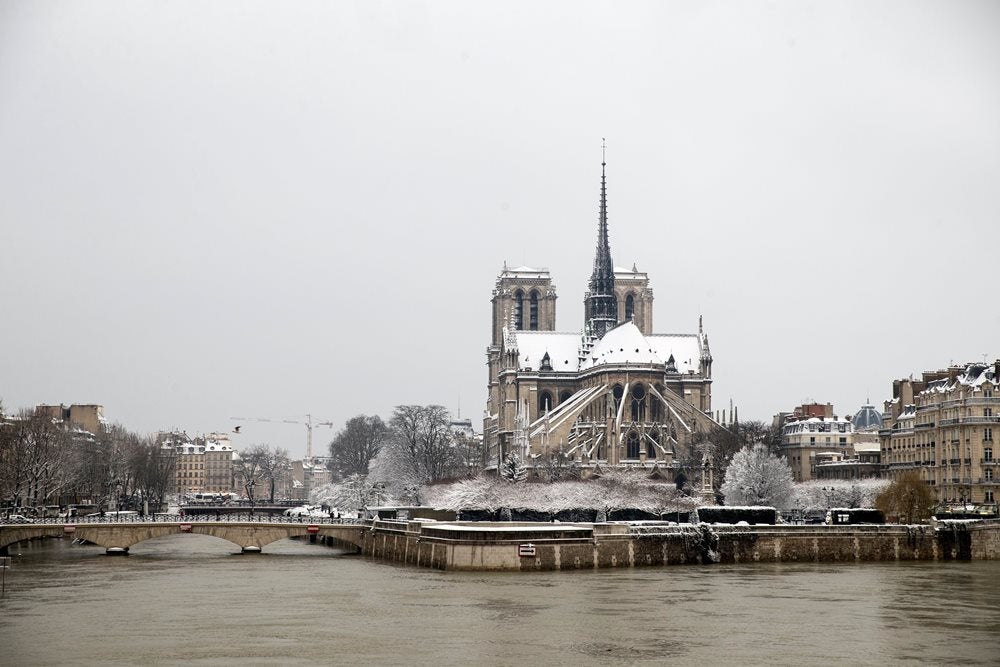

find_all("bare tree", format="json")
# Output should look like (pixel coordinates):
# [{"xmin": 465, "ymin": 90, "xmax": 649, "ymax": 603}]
[
  {"xmin": 234, "ymin": 444, "xmax": 270, "ymax": 512},
  {"xmin": 260, "ymin": 447, "xmax": 290, "ymax": 502},
  {"xmin": 328, "ymin": 415, "xmax": 388, "ymax": 480},
  {"xmin": 2, "ymin": 410, "xmax": 77, "ymax": 509},
  {"xmin": 385, "ymin": 405, "xmax": 461, "ymax": 484},
  {"xmin": 875, "ymin": 471, "xmax": 935, "ymax": 524},
  {"xmin": 541, "ymin": 448, "xmax": 578, "ymax": 482},
  {"xmin": 453, "ymin": 431, "xmax": 485, "ymax": 478},
  {"xmin": 129, "ymin": 436, "xmax": 176, "ymax": 513}
]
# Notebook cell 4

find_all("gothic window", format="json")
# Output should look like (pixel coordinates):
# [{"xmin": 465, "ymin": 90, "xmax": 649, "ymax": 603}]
[
  {"xmin": 650, "ymin": 384, "xmax": 665, "ymax": 422},
  {"xmin": 611, "ymin": 384, "xmax": 624, "ymax": 415},
  {"xmin": 647, "ymin": 431, "xmax": 658, "ymax": 458},
  {"xmin": 513, "ymin": 290, "xmax": 524, "ymax": 329},
  {"xmin": 530, "ymin": 290, "xmax": 539, "ymax": 330},
  {"xmin": 631, "ymin": 384, "xmax": 646, "ymax": 422},
  {"xmin": 625, "ymin": 293, "xmax": 635, "ymax": 321},
  {"xmin": 559, "ymin": 390, "xmax": 573, "ymax": 405},
  {"xmin": 539, "ymin": 391, "xmax": 553, "ymax": 414},
  {"xmin": 626, "ymin": 431, "xmax": 640, "ymax": 459}
]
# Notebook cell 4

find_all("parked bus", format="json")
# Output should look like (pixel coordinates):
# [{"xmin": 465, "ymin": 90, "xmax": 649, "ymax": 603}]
[{"xmin": 188, "ymin": 493, "xmax": 224, "ymax": 504}]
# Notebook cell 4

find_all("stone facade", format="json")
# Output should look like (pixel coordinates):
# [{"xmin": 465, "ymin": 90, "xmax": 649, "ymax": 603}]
[
  {"xmin": 880, "ymin": 361, "xmax": 1000, "ymax": 509},
  {"xmin": 778, "ymin": 403, "xmax": 883, "ymax": 482},
  {"xmin": 363, "ymin": 519, "xmax": 1000, "ymax": 571},
  {"xmin": 159, "ymin": 432, "xmax": 234, "ymax": 496},
  {"xmin": 34, "ymin": 403, "xmax": 105, "ymax": 434},
  {"xmin": 484, "ymin": 160, "xmax": 716, "ymax": 474}
]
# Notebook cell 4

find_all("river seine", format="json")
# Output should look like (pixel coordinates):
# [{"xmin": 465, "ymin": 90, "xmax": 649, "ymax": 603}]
[{"xmin": 2, "ymin": 534, "xmax": 998, "ymax": 665}]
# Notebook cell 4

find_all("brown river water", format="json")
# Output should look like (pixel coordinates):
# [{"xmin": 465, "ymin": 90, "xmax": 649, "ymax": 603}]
[{"xmin": 1, "ymin": 534, "xmax": 998, "ymax": 666}]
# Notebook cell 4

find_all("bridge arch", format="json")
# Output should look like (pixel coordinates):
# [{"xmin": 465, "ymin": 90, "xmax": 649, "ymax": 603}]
[{"xmin": 1, "ymin": 522, "xmax": 367, "ymax": 555}]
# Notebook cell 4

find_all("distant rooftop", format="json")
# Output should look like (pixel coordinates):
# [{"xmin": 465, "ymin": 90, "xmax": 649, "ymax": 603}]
[{"xmin": 852, "ymin": 404, "xmax": 883, "ymax": 431}]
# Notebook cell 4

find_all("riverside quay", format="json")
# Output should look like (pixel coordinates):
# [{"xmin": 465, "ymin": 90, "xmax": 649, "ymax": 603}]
[{"xmin": 4, "ymin": 517, "xmax": 999, "ymax": 571}]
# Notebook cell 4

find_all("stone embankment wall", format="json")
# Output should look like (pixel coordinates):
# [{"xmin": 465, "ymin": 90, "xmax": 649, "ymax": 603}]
[{"xmin": 361, "ymin": 519, "xmax": 1000, "ymax": 572}]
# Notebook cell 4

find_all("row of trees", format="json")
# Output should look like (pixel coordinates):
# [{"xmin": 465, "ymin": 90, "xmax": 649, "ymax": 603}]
[
  {"xmin": 325, "ymin": 404, "xmax": 483, "ymax": 487},
  {"xmin": 233, "ymin": 443, "xmax": 290, "ymax": 506},
  {"xmin": 0, "ymin": 407, "xmax": 174, "ymax": 513}
]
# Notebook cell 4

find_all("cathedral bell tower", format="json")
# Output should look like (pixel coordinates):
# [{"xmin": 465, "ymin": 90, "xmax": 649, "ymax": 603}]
[
  {"xmin": 583, "ymin": 145, "xmax": 618, "ymax": 339},
  {"xmin": 490, "ymin": 265, "xmax": 557, "ymax": 346}
]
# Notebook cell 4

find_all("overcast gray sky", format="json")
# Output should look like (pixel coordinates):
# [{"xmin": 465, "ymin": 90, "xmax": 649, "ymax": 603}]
[{"xmin": 2, "ymin": 1, "xmax": 998, "ymax": 458}]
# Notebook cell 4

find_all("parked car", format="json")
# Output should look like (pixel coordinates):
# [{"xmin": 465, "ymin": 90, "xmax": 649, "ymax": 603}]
[{"xmin": 5, "ymin": 514, "xmax": 35, "ymax": 524}]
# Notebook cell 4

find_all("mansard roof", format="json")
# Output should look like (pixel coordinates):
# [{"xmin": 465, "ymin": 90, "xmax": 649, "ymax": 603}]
[{"xmin": 917, "ymin": 362, "xmax": 999, "ymax": 396}]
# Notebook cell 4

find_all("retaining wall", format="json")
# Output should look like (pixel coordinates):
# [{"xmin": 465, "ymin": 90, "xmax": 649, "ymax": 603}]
[{"xmin": 361, "ymin": 519, "xmax": 1000, "ymax": 572}]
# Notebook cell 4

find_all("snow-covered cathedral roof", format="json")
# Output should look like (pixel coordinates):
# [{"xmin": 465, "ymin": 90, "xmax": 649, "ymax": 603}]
[{"xmin": 511, "ymin": 321, "xmax": 703, "ymax": 374}]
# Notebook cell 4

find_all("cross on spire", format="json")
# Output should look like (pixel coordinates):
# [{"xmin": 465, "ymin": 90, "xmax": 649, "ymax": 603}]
[{"xmin": 586, "ymin": 139, "xmax": 617, "ymax": 339}]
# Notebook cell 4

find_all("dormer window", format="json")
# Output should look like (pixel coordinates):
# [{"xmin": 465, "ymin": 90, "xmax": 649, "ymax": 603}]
[{"xmin": 540, "ymin": 352, "xmax": 552, "ymax": 371}]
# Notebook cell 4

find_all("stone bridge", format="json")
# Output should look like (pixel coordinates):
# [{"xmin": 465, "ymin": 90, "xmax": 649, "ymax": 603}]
[{"xmin": 0, "ymin": 520, "xmax": 368, "ymax": 555}]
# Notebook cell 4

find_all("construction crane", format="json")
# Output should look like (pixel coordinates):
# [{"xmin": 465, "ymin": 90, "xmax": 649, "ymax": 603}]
[{"xmin": 230, "ymin": 414, "xmax": 335, "ymax": 460}]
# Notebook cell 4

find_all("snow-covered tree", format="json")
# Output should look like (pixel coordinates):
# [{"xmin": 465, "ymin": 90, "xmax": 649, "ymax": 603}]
[
  {"xmin": 541, "ymin": 449, "xmax": 578, "ymax": 482},
  {"xmin": 423, "ymin": 470, "xmax": 695, "ymax": 520},
  {"xmin": 499, "ymin": 452, "xmax": 527, "ymax": 483},
  {"xmin": 792, "ymin": 478, "xmax": 889, "ymax": 512},
  {"xmin": 311, "ymin": 473, "xmax": 382, "ymax": 512},
  {"xmin": 720, "ymin": 443, "xmax": 794, "ymax": 508}
]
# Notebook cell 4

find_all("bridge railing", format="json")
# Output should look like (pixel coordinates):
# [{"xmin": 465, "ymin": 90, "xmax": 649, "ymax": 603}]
[{"xmin": 9, "ymin": 515, "xmax": 371, "ymax": 526}]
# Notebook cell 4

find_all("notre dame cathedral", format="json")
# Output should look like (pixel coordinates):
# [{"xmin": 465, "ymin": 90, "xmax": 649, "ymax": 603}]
[{"xmin": 484, "ymin": 157, "xmax": 719, "ymax": 474}]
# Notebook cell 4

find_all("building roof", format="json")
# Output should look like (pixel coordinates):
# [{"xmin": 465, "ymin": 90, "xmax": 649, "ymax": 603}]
[
  {"xmin": 582, "ymin": 321, "xmax": 663, "ymax": 369},
  {"xmin": 852, "ymin": 404, "xmax": 883, "ymax": 430},
  {"xmin": 513, "ymin": 331, "xmax": 581, "ymax": 371},
  {"xmin": 512, "ymin": 321, "xmax": 703, "ymax": 374},
  {"xmin": 498, "ymin": 265, "xmax": 550, "ymax": 280}
]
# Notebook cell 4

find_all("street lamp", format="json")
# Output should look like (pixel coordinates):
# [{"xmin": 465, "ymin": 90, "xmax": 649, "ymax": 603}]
[{"xmin": 245, "ymin": 478, "xmax": 257, "ymax": 519}]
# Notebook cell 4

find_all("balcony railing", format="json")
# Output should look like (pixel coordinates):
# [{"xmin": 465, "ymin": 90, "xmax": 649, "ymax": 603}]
[{"xmin": 961, "ymin": 416, "xmax": 1000, "ymax": 425}]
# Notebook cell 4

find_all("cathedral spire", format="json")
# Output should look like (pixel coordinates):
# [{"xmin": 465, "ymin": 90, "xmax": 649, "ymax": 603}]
[{"xmin": 585, "ymin": 139, "xmax": 618, "ymax": 339}]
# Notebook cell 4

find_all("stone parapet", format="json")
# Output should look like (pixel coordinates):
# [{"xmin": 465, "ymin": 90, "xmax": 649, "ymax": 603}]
[{"xmin": 362, "ymin": 521, "xmax": 1000, "ymax": 572}]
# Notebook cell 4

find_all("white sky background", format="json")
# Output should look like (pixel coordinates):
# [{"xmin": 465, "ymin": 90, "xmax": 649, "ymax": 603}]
[{"xmin": 2, "ymin": 1, "xmax": 998, "ymax": 459}]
